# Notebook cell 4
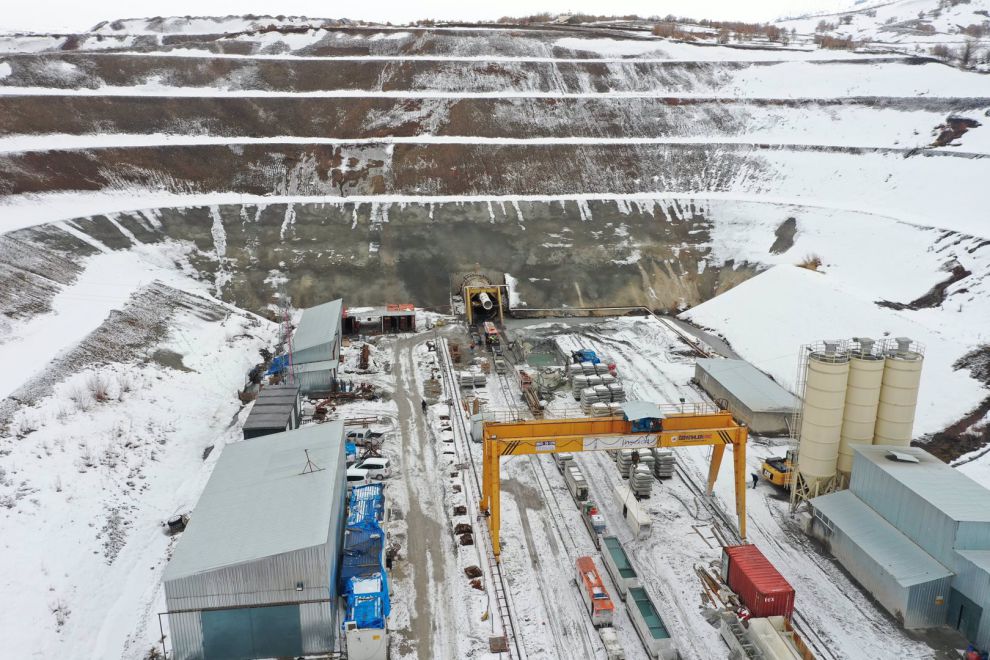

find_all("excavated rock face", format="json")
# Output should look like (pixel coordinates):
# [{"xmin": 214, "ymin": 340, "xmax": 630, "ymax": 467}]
[
  {"xmin": 21, "ymin": 200, "xmax": 757, "ymax": 314},
  {"xmin": 1, "ymin": 22, "xmax": 987, "ymax": 315}
]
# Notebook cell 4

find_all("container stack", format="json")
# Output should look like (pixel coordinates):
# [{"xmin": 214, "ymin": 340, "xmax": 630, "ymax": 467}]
[
  {"xmin": 652, "ymin": 449, "xmax": 676, "ymax": 479},
  {"xmin": 630, "ymin": 465, "xmax": 653, "ymax": 499}
]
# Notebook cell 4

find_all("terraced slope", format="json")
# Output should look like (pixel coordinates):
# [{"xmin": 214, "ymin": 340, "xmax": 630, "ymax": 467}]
[{"xmin": 0, "ymin": 16, "xmax": 987, "ymax": 427}]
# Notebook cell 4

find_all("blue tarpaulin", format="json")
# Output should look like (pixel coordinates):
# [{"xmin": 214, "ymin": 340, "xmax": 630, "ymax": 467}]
[
  {"xmin": 343, "ymin": 573, "xmax": 390, "ymax": 627},
  {"xmin": 340, "ymin": 483, "xmax": 390, "ymax": 630},
  {"xmin": 347, "ymin": 594, "xmax": 387, "ymax": 629},
  {"xmin": 573, "ymin": 348, "xmax": 600, "ymax": 364},
  {"xmin": 347, "ymin": 484, "xmax": 385, "ymax": 528},
  {"xmin": 265, "ymin": 355, "xmax": 290, "ymax": 375}
]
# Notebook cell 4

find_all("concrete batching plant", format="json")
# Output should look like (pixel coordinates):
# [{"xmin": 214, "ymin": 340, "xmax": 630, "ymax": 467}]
[
  {"xmin": 792, "ymin": 341, "xmax": 850, "ymax": 503},
  {"xmin": 874, "ymin": 338, "xmax": 925, "ymax": 446},
  {"xmin": 837, "ymin": 338, "xmax": 885, "ymax": 478},
  {"xmin": 791, "ymin": 337, "xmax": 924, "ymax": 509}
]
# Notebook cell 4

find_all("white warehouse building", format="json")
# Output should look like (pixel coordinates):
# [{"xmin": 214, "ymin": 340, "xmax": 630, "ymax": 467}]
[
  {"xmin": 290, "ymin": 298, "xmax": 343, "ymax": 396},
  {"xmin": 693, "ymin": 358, "xmax": 799, "ymax": 435},
  {"xmin": 163, "ymin": 422, "xmax": 346, "ymax": 660}
]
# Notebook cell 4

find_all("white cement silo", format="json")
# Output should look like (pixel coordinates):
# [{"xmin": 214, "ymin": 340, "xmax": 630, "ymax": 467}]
[
  {"xmin": 797, "ymin": 341, "xmax": 850, "ymax": 488},
  {"xmin": 837, "ymin": 338, "xmax": 885, "ymax": 477},
  {"xmin": 874, "ymin": 337, "xmax": 925, "ymax": 447}
]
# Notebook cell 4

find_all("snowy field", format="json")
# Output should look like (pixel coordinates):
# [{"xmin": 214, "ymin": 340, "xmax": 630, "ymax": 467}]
[{"xmin": 0, "ymin": 7, "xmax": 988, "ymax": 660}]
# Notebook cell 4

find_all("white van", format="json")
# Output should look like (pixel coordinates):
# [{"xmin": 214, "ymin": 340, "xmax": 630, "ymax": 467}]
[
  {"xmin": 346, "ymin": 466, "xmax": 370, "ymax": 490},
  {"xmin": 355, "ymin": 457, "xmax": 391, "ymax": 480}
]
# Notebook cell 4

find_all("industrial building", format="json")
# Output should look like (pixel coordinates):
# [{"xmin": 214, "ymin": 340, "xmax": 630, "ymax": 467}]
[
  {"xmin": 242, "ymin": 383, "xmax": 301, "ymax": 440},
  {"xmin": 290, "ymin": 299, "xmax": 343, "ymax": 395},
  {"xmin": 693, "ymin": 358, "xmax": 799, "ymax": 434},
  {"xmin": 809, "ymin": 445, "xmax": 990, "ymax": 649},
  {"xmin": 163, "ymin": 422, "xmax": 346, "ymax": 660},
  {"xmin": 342, "ymin": 304, "xmax": 416, "ymax": 335}
]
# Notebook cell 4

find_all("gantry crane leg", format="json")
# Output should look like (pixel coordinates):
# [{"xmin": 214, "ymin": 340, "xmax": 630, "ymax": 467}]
[
  {"xmin": 706, "ymin": 443, "xmax": 726, "ymax": 494},
  {"xmin": 733, "ymin": 438, "xmax": 748, "ymax": 540}
]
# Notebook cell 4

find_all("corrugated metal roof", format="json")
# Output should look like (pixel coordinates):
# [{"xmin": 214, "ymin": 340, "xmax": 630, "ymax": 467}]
[
  {"xmin": 257, "ymin": 383, "xmax": 300, "ymax": 400},
  {"xmin": 620, "ymin": 401, "xmax": 663, "ymax": 420},
  {"xmin": 957, "ymin": 549, "xmax": 990, "ymax": 573},
  {"xmin": 164, "ymin": 422, "xmax": 344, "ymax": 581},
  {"xmin": 242, "ymin": 412, "xmax": 292, "ymax": 430},
  {"xmin": 695, "ymin": 358, "xmax": 799, "ymax": 413},
  {"xmin": 811, "ymin": 490, "xmax": 953, "ymax": 587},
  {"xmin": 292, "ymin": 359, "xmax": 338, "ymax": 374},
  {"xmin": 854, "ymin": 445, "xmax": 990, "ymax": 523},
  {"xmin": 293, "ymin": 299, "xmax": 342, "ymax": 355}
]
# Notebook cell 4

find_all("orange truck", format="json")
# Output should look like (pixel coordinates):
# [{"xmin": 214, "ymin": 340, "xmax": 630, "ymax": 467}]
[{"xmin": 576, "ymin": 556, "xmax": 616, "ymax": 627}]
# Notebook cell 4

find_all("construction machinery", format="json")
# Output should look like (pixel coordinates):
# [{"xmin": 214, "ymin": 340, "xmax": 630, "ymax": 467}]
[
  {"xmin": 460, "ymin": 273, "xmax": 506, "ymax": 325},
  {"xmin": 761, "ymin": 448, "xmax": 798, "ymax": 489},
  {"xmin": 478, "ymin": 401, "xmax": 750, "ymax": 556}
]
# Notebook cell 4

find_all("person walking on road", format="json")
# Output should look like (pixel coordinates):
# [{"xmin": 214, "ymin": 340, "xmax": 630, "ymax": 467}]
[{"xmin": 751, "ymin": 472, "xmax": 759, "ymax": 489}]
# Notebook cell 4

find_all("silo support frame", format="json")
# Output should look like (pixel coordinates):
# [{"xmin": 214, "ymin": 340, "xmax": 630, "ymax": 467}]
[{"xmin": 789, "ymin": 471, "xmax": 838, "ymax": 512}]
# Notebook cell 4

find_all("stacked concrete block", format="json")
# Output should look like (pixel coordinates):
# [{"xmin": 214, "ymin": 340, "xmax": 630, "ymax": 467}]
[{"xmin": 652, "ymin": 448, "xmax": 675, "ymax": 478}]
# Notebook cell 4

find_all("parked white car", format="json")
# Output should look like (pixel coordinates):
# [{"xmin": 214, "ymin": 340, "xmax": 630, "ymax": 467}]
[
  {"xmin": 346, "ymin": 466, "xmax": 370, "ymax": 490},
  {"xmin": 355, "ymin": 457, "xmax": 391, "ymax": 480},
  {"xmin": 346, "ymin": 428, "xmax": 385, "ymax": 446}
]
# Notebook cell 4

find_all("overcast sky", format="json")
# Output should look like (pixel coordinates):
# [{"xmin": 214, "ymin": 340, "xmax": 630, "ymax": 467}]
[{"xmin": 2, "ymin": 1, "xmax": 854, "ymax": 33}]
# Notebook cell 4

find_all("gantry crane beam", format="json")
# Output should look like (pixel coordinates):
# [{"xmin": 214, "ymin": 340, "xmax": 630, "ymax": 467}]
[{"xmin": 480, "ymin": 410, "xmax": 748, "ymax": 557}]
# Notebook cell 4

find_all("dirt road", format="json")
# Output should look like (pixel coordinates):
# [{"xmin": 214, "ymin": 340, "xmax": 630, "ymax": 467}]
[{"xmin": 392, "ymin": 332, "xmax": 456, "ymax": 660}]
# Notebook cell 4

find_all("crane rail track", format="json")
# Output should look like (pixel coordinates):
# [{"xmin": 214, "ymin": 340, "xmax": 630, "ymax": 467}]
[
  {"xmin": 486, "ymin": 345, "xmax": 602, "ymax": 659},
  {"xmin": 435, "ymin": 335, "xmax": 525, "ymax": 660},
  {"xmin": 673, "ymin": 461, "xmax": 838, "ymax": 660}
]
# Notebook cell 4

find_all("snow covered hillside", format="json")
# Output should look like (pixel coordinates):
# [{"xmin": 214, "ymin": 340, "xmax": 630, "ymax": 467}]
[
  {"xmin": 0, "ymin": 8, "xmax": 988, "ymax": 659},
  {"xmin": 778, "ymin": 0, "xmax": 990, "ymax": 66}
]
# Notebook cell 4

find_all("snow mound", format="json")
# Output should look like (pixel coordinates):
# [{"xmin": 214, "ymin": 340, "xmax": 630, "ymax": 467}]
[{"xmin": 681, "ymin": 264, "xmax": 985, "ymax": 435}]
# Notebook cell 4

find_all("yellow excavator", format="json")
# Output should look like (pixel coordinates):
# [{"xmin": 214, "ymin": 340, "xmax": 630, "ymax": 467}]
[{"xmin": 760, "ymin": 448, "xmax": 798, "ymax": 489}]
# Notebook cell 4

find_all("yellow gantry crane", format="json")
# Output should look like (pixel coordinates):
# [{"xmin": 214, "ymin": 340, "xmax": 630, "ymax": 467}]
[{"xmin": 479, "ymin": 402, "xmax": 749, "ymax": 557}]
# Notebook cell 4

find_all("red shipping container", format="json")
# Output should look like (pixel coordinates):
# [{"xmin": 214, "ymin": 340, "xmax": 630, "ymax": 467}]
[{"xmin": 721, "ymin": 544, "xmax": 795, "ymax": 620}]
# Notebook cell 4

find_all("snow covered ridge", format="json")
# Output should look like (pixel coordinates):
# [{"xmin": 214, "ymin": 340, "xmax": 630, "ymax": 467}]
[
  {"xmin": 777, "ymin": 0, "xmax": 990, "ymax": 69},
  {"xmin": 89, "ymin": 15, "xmax": 350, "ymax": 35},
  {"xmin": 1, "ymin": 147, "xmax": 987, "ymax": 239},
  {"xmin": 0, "ymin": 55, "xmax": 970, "ymax": 97},
  {"xmin": 0, "ymin": 56, "xmax": 985, "ymax": 96},
  {"xmin": 0, "ymin": 179, "xmax": 987, "ymax": 235}
]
